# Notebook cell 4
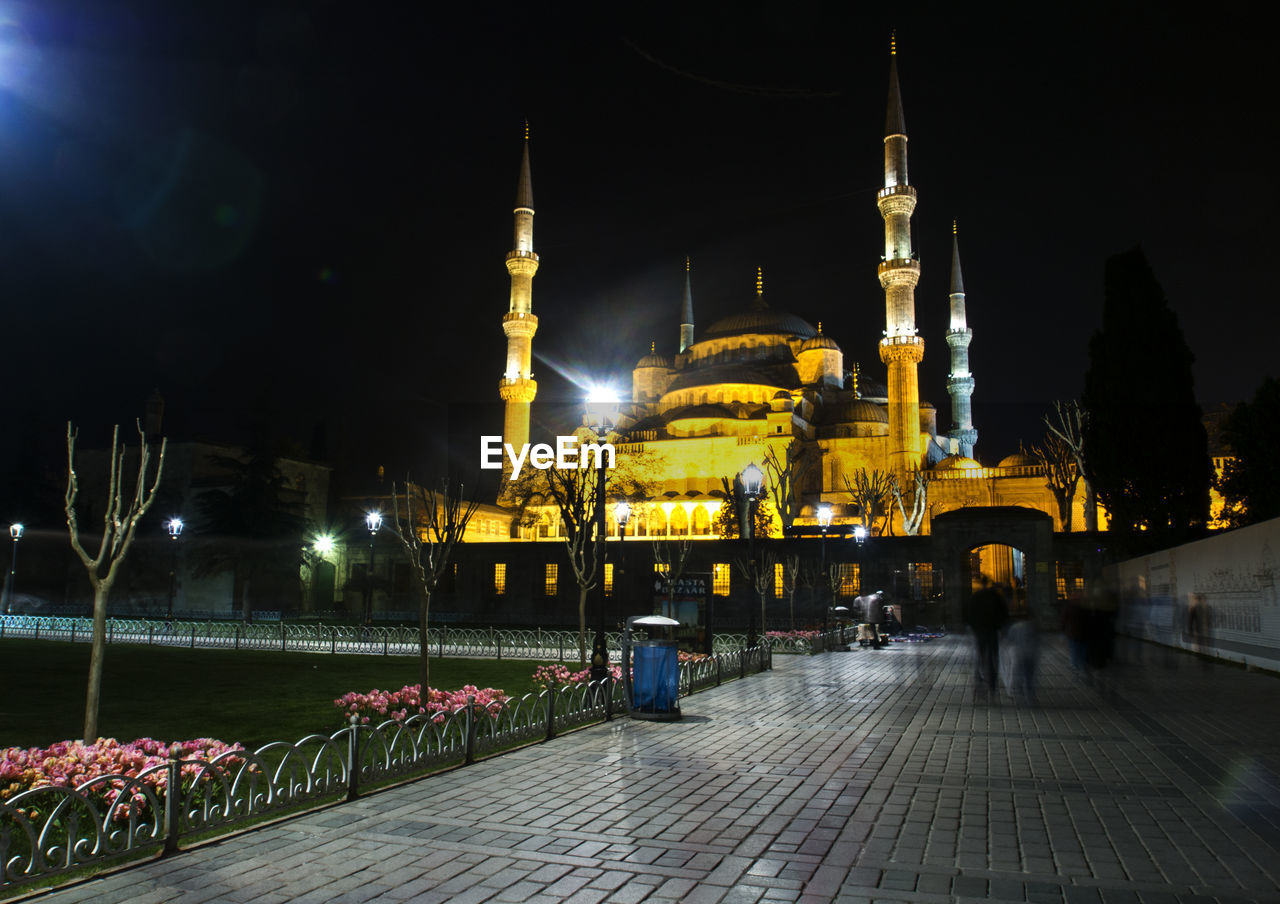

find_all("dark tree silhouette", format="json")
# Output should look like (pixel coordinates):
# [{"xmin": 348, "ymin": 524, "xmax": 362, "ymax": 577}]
[
  {"xmin": 194, "ymin": 443, "xmax": 307, "ymax": 619},
  {"xmin": 1082, "ymin": 247, "xmax": 1210, "ymax": 533},
  {"xmin": 1219, "ymin": 377, "xmax": 1280, "ymax": 527}
]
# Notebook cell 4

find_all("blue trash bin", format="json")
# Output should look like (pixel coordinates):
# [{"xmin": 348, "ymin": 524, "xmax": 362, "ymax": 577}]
[{"xmin": 631, "ymin": 639, "xmax": 680, "ymax": 720}]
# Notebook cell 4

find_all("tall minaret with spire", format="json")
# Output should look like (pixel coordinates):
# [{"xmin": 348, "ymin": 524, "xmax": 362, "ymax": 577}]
[
  {"xmin": 679, "ymin": 257, "xmax": 695, "ymax": 354},
  {"xmin": 946, "ymin": 221, "xmax": 977, "ymax": 458},
  {"xmin": 499, "ymin": 125, "xmax": 539, "ymax": 470},
  {"xmin": 877, "ymin": 33, "xmax": 925, "ymax": 476}
]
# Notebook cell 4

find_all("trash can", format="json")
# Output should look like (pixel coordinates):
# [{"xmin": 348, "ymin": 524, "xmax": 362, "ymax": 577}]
[{"xmin": 630, "ymin": 639, "xmax": 680, "ymax": 720}]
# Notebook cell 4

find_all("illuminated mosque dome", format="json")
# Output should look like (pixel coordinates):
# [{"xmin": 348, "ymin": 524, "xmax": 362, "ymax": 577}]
[
  {"xmin": 704, "ymin": 297, "xmax": 817, "ymax": 339},
  {"xmin": 934, "ymin": 454, "xmax": 982, "ymax": 471},
  {"xmin": 998, "ymin": 449, "xmax": 1036, "ymax": 468}
]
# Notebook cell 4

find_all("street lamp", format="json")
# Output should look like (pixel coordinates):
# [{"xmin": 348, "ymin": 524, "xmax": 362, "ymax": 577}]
[
  {"xmin": 165, "ymin": 517, "xmax": 184, "ymax": 619},
  {"xmin": 817, "ymin": 504, "xmax": 832, "ymax": 635},
  {"xmin": 364, "ymin": 510, "xmax": 382, "ymax": 624},
  {"xmin": 737, "ymin": 464, "xmax": 764, "ymax": 645},
  {"xmin": 615, "ymin": 499, "xmax": 631, "ymax": 623},
  {"xmin": 585, "ymin": 384, "xmax": 620, "ymax": 682},
  {"xmin": 3, "ymin": 523, "xmax": 23, "ymax": 615}
]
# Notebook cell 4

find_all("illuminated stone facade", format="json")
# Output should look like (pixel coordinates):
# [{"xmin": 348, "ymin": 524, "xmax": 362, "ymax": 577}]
[{"xmin": 497, "ymin": 49, "xmax": 1093, "ymax": 541}]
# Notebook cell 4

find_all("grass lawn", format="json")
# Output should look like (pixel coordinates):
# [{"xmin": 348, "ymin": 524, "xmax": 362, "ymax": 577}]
[{"xmin": 0, "ymin": 640, "xmax": 567, "ymax": 750}]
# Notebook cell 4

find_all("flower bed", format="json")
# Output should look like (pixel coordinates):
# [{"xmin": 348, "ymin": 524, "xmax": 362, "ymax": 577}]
[
  {"xmin": 0, "ymin": 737, "xmax": 246, "ymax": 821},
  {"xmin": 334, "ymin": 683, "xmax": 509, "ymax": 724},
  {"xmin": 530, "ymin": 664, "xmax": 622, "ymax": 690}
]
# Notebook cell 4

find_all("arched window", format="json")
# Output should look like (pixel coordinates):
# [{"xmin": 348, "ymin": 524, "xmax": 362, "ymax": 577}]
[{"xmin": 670, "ymin": 507, "xmax": 689, "ymax": 536}]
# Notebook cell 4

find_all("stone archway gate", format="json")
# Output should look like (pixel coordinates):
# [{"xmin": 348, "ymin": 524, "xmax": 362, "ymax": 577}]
[{"xmin": 930, "ymin": 506, "xmax": 1056, "ymax": 626}]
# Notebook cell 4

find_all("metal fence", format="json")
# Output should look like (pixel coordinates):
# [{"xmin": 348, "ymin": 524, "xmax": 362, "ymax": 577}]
[
  {"xmin": 0, "ymin": 615, "xmax": 760, "ymax": 659},
  {"xmin": 0, "ymin": 645, "xmax": 770, "ymax": 894}
]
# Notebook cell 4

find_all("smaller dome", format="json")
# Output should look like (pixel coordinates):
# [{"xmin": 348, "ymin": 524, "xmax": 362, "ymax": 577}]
[
  {"xmin": 825, "ymin": 398, "xmax": 888, "ymax": 424},
  {"xmin": 636, "ymin": 341, "xmax": 671, "ymax": 369},
  {"xmin": 801, "ymin": 334, "xmax": 839, "ymax": 352},
  {"xmin": 999, "ymin": 450, "xmax": 1037, "ymax": 468},
  {"xmin": 934, "ymin": 454, "xmax": 982, "ymax": 472},
  {"xmin": 801, "ymin": 321, "xmax": 839, "ymax": 352}
]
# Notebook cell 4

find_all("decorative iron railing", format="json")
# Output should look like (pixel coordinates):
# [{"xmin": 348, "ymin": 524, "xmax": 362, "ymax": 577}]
[
  {"xmin": 0, "ymin": 616, "xmax": 754, "ymax": 660},
  {"xmin": 0, "ymin": 646, "xmax": 770, "ymax": 894}
]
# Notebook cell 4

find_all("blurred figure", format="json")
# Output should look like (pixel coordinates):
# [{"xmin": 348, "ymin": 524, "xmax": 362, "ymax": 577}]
[
  {"xmin": 964, "ymin": 575, "xmax": 1009, "ymax": 696},
  {"xmin": 1079, "ymin": 576, "xmax": 1119, "ymax": 691},
  {"xmin": 1005, "ymin": 614, "xmax": 1040, "ymax": 704},
  {"xmin": 1062, "ymin": 588, "xmax": 1087, "ymax": 673},
  {"xmin": 866, "ymin": 591, "xmax": 886, "ymax": 649},
  {"xmin": 1186, "ymin": 592, "xmax": 1212, "ymax": 665}
]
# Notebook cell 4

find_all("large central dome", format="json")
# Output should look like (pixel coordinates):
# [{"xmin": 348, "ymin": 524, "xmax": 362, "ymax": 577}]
[{"xmin": 704, "ymin": 294, "xmax": 817, "ymax": 339}]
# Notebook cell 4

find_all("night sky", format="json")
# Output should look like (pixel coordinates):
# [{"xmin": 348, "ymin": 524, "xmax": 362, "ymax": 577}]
[{"xmin": 1, "ymin": 2, "xmax": 1275, "ymax": 505}]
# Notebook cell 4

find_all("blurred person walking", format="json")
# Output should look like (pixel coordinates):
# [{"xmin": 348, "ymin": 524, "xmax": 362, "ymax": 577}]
[{"xmin": 964, "ymin": 575, "xmax": 1009, "ymax": 697}]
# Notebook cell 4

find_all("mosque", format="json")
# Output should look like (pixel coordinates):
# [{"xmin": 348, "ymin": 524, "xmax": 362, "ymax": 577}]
[{"xmin": 494, "ymin": 43, "xmax": 1095, "ymax": 546}]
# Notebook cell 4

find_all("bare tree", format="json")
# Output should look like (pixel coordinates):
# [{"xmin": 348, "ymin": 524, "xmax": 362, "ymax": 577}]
[
  {"xmin": 66, "ymin": 422, "xmax": 166, "ymax": 742},
  {"xmin": 763, "ymin": 440, "xmax": 813, "ymax": 534},
  {"xmin": 389, "ymin": 479, "xmax": 480, "ymax": 690},
  {"xmin": 734, "ymin": 547, "xmax": 777, "ymax": 640},
  {"xmin": 1029, "ymin": 432, "xmax": 1078, "ymax": 531},
  {"xmin": 782, "ymin": 553, "xmax": 802, "ymax": 630},
  {"xmin": 890, "ymin": 471, "xmax": 928, "ymax": 536},
  {"xmin": 843, "ymin": 468, "xmax": 891, "ymax": 535},
  {"xmin": 651, "ymin": 535, "xmax": 693, "ymax": 618},
  {"xmin": 507, "ymin": 439, "xmax": 654, "ymax": 667},
  {"xmin": 1044, "ymin": 400, "xmax": 1095, "ymax": 531}
]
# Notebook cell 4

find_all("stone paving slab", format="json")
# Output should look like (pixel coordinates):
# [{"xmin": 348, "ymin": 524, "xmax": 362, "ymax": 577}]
[{"xmin": 28, "ymin": 634, "xmax": 1280, "ymax": 903}]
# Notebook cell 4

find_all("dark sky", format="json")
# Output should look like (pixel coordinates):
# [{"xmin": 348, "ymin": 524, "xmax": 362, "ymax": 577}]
[{"xmin": 1, "ymin": 2, "xmax": 1275, "ymax": 502}]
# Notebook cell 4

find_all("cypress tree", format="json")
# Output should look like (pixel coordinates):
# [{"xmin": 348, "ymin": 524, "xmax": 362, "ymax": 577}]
[
  {"xmin": 1082, "ymin": 247, "xmax": 1210, "ymax": 533},
  {"xmin": 1219, "ymin": 377, "xmax": 1280, "ymax": 526}
]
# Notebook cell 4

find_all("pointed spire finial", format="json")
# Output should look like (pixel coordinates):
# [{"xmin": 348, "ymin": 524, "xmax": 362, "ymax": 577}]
[
  {"xmin": 515, "ymin": 125, "xmax": 534, "ymax": 210},
  {"xmin": 650, "ymin": 340, "xmax": 656, "ymax": 353},
  {"xmin": 952, "ymin": 219, "xmax": 958, "ymax": 236},
  {"xmin": 685, "ymin": 256, "xmax": 690, "ymax": 273},
  {"xmin": 818, "ymin": 321, "xmax": 824, "ymax": 334},
  {"xmin": 756, "ymin": 266, "xmax": 763, "ymax": 296},
  {"xmin": 885, "ymin": 32, "xmax": 906, "ymax": 137},
  {"xmin": 950, "ymin": 225, "xmax": 965, "ymax": 296}
]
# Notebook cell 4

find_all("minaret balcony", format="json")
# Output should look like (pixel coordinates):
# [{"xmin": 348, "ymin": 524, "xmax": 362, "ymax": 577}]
[
  {"xmin": 877, "ymin": 258, "xmax": 921, "ymax": 287},
  {"xmin": 505, "ymin": 250, "xmax": 539, "ymax": 262},
  {"xmin": 877, "ymin": 184, "xmax": 916, "ymax": 202}
]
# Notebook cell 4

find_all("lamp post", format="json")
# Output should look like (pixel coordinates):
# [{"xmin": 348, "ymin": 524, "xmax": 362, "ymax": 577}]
[
  {"xmin": 165, "ymin": 518, "xmax": 184, "ymax": 619},
  {"xmin": 615, "ymin": 500, "xmax": 630, "ymax": 626},
  {"xmin": 3, "ymin": 523, "xmax": 23, "ymax": 615},
  {"xmin": 586, "ymin": 385, "xmax": 620, "ymax": 681},
  {"xmin": 738, "ymin": 464, "xmax": 764, "ymax": 646},
  {"xmin": 364, "ymin": 511, "xmax": 382, "ymax": 625},
  {"xmin": 853, "ymin": 524, "xmax": 869, "ymax": 646},
  {"xmin": 817, "ymin": 503, "xmax": 832, "ymax": 635}
]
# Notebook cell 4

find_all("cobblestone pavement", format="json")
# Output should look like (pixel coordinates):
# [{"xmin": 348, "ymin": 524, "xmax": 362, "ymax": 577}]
[{"xmin": 34, "ymin": 635, "xmax": 1280, "ymax": 904}]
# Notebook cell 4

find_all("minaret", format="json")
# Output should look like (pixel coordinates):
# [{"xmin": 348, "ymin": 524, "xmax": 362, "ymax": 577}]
[
  {"xmin": 946, "ymin": 221, "xmax": 978, "ymax": 458},
  {"xmin": 679, "ymin": 257, "xmax": 695, "ymax": 354},
  {"xmin": 499, "ymin": 125, "xmax": 539, "ymax": 472},
  {"xmin": 877, "ymin": 33, "xmax": 925, "ymax": 476}
]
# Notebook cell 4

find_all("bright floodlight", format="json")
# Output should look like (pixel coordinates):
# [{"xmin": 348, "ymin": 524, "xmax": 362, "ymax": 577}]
[
  {"xmin": 615, "ymin": 500, "xmax": 631, "ymax": 526},
  {"xmin": 9, "ymin": 523, "xmax": 22, "ymax": 541},
  {"xmin": 741, "ymin": 463, "xmax": 764, "ymax": 497},
  {"xmin": 817, "ymin": 503, "xmax": 833, "ymax": 529},
  {"xmin": 366, "ymin": 511, "xmax": 383, "ymax": 533},
  {"xmin": 585, "ymin": 384, "xmax": 621, "ymax": 434},
  {"xmin": 166, "ymin": 518, "xmax": 184, "ymax": 540},
  {"xmin": 853, "ymin": 524, "xmax": 868, "ymax": 544},
  {"xmin": 314, "ymin": 534, "xmax": 335, "ymax": 555}
]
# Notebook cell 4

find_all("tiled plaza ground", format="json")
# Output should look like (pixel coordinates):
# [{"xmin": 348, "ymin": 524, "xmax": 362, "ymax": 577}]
[{"xmin": 32, "ymin": 634, "xmax": 1280, "ymax": 903}]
